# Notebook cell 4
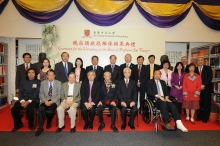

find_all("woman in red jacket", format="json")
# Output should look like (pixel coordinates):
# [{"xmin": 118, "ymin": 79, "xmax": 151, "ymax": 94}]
[{"xmin": 182, "ymin": 63, "xmax": 201, "ymax": 124}]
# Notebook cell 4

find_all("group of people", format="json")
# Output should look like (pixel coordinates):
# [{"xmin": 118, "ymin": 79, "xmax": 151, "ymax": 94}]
[{"xmin": 11, "ymin": 51, "xmax": 213, "ymax": 136}]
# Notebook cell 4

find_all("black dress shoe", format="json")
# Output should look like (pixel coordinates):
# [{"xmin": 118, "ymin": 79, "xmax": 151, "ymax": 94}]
[
  {"xmin": 110, "ymin": 125, "xmax": 118, "ymax": 133},
  {"xmin": 98, "ymin": 123, "xmax": 105, "ymax": 131},
  {"xmin": 128, "ymin": 122, "xmax": 135, "ymax": 130},
  {"xmin": 35, "ymin": 128, "xmax": 44, "ymax": 136},
  {"xmin": 11, "ymin": 124, "xmax": 24, "ymax": 132},
  {"xmin": 121, "ymin": 125, "xmax": 126, "ymax": 130},
  {"xmin": 46, "ymin": 123, "xmax": 52, "ymax": 129},
  {"xmin": 89, "ymin": 125, "xmax": 93, "ymax": 130},
  {"xmin": 29, "ymin": 126, "xmax": 35, "ymax": 131},
  {"xmin": 70, "ymin": 127, "xmax": 76, "ymax": 133},
  {"xmin": 56, "ymin": 125, "xmax": 65, "ymax": 133},
  {"xmin": 83, "ymin": 125, "xmax": 88, "ymax": 130}
]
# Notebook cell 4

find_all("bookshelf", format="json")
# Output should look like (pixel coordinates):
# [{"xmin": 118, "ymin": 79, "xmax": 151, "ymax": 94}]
[{"xmin": 0, "ymin": 42, "xmax": 8, "ymax": 109}]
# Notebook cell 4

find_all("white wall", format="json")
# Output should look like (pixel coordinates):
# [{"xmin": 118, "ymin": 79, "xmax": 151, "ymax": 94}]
[{"xmin": 0, "ymin": 1, "xmax": 220, "ymax": 42}]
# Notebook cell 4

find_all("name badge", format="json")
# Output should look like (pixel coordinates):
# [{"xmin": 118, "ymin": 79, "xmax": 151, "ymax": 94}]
[{"xmin": 32, "ymin": 84, "xmax": 37, "ymax": 88}]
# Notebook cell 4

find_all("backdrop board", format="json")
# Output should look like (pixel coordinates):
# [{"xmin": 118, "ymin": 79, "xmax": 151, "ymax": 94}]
[{"xmin": 42, "ymin": 25, "xmax": 165, "ymax": 68}]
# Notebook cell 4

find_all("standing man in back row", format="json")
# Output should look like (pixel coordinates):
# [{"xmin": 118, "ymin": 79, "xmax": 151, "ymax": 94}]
[
  {"xmin": 120, "ymin": 54, "xmax": 135, "ymax": 81},
  {"xmin": 54, "ymin": 52, "xmax": 73, "ymax": 83},
  {"xmin": 146, "ymin": 55, "xmax": 161, "ymax": 81}
]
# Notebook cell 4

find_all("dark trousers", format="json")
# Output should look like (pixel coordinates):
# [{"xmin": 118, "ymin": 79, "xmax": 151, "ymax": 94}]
[
  {"xmin": 82, "ymin": 105, "xmax": 96, "ymax": 126},
  {"xmin": 156, "ymin": 99, "xmax": 180, "ymax": 125},
  {"xmin": 120, "ymin": 103, "xmax": 138, "ymax": 126},
  {"xmin": 11, "ymin": 101, "xmax": 38, "ymax": 128},
  {"xmin": 176, "ymin": 102, "xmax": 182, "ymax": 115},
  {"xmin": 97, "ymin": 103, "xmax": 116, "ymax": 125},
  {"xmin": 38, "ymin": 103, "xmax": 57, "ymax": 128},
  {"xmin": 197, "ymin": 89, "xmax": 211, "ymax": 121},
  {"xmin": 138, "ymin": 87, "xmax": 146, "ymax": 111}
]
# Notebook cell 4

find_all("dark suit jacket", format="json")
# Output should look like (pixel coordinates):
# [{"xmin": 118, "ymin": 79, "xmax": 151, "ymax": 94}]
[
  {"xmin": 86, "ymin": 65, "xmax": 103, "ymax": 83},
  {"xmin": 117, "ymin": 79, "xmax": 137, "ymax": 104},
  {"xmin": 195, "ymin": 65, "xmax": 213, "ymax": 91},
  {"xmin": 146, "ymin": 64, "xmax": 161, "ymax": 81},
  {"xmin": 120, "ymin": 63, "xmax": 136, "ymax": 80},
  {"xmin": 146, "ymin": 79, "xmax": 169, "ymax": 100},
  {"xmin": 80, "ymin": 80, "xmax": 100, "ymax": 106},
  {"xmin": 16, "ymin": 63, "xmax": 38, "ymax": 89},
  {"xmin": 104, "ymin": 64, "xmax": 121, "ymax": 85},
  {"xmin": 54, "ymin": 61, "xmax": 73, "ymax": 83},
  {"xmin": 71, "ymin": 67, "xmax": 86, "ymax": 82},
  {"xmin": 100, "ymin": 82, "xmax": 117, "ymax": 104},
  {"xmin": 134, "ymin": 64, "xmax": 147, "ymax": 89},
  {"xmin": 19, "ymin": 79, "xmax": 41, "ymax": 103},
  {"xmin": 184, "ymin": 64, "xmax": 189, "ymax": 73}
]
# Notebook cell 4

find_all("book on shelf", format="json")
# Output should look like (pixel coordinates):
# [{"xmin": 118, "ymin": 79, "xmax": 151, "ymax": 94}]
[
  {"xmin": 0, "ymin": 43, "xmax": 4, "ymax": 54},
  {"xmin": 0, "ymin": 95, "xmax": 7, "ymax": 106},
  {"xmin": 0, "ymin": 77, "xmax": 4, "ymax": 85},
  {"xmin": 0, "ymin": 66, "xmax": 6, "ymax": 75},
  {"xmin": 211, "ymin": 45, "xmax": 220, "ymax": 55},
  {"xmin": 210, "ymin": 58, "xmax": 220, "ymax": 67},
  {"xmin": 0, "ymin": 86, "xmax": 4, "ymax": 94},
  {"xmin": 0, "ymin": 56, "xmax": 4, "ymax": 64},
  {"xmin": 191, "ymin": 48, "xmax": 209, "ymax": 58}
]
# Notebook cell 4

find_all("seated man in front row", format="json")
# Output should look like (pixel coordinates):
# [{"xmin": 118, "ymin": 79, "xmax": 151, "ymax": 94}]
[
  {"xmin": 56, "ymin": 72, "xmax": 81, "ymax": 133},
  {"xmin": 35, "ymin": 69, "xmax": 61, "ymax": 136},
  {"xmin": 97, "ymin": 71, "xmax": 118, "ymax": 132},
  {"xmin": 147, "ymin": 70, "xmax": 188, "ymax": 132},
  {"xmin": 11, "ymin": 68, "xmax": 40, "ymax": 132},
  {"xmin": 81, "ymin": 71, "xmax": 100, "ymax": 130},
  {"xmin": 117, "ymin": 68, "xmax": 138, "ymax": 130}
]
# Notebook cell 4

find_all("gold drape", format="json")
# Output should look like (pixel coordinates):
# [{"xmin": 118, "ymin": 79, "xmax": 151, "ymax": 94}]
[
  {"xmin": 15, "ymin": 0, "xmax": 69, "ymax": 12},
  {"xmin": 136, "ymin": 0, "xmax": 193, "ymax": 17},
  {"xmin": 76, "ymin": 0, "xmax": 133, "ymax": 15}
]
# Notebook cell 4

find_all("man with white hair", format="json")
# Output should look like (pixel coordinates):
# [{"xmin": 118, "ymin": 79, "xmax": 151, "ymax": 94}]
[
  {"xmin": 120, "ymin": 54, "xmax": 135, "ymax": 80},
  {"xmin": 117, "ymin": 68, "xmax": 138, "ymax": 130}
]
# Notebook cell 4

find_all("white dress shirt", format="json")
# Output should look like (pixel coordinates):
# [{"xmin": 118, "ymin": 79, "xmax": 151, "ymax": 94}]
[{"xmin": 68, "ymin": 82, "xmax": 75, "ymax": 95}]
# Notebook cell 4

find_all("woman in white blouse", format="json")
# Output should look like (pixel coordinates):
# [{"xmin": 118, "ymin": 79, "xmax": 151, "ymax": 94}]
[{"xmin": 160, "ymin": 60, "xmax": 173, "ymax": 93}]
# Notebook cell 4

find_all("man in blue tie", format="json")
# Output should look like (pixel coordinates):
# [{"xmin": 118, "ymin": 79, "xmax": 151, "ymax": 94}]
[{"xmin": 54, "ymin": 52, "xmax": 73, "ymax": 83}]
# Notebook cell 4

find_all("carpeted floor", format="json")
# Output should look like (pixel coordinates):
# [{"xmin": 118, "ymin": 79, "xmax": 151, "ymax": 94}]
[{"xmin": 0, "ymin": 131, "xmax": 220, "ymax": 146}]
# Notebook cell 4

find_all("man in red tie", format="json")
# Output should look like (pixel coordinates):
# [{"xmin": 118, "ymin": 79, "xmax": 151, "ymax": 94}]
[
  {"xmin": 135, "ymin": 56, "xmax": 147, "ymax": 114},
  {"xmin": 81, "ymin": 71, "xmax": 100, "ymax": 130},
  {"xmin": 15, "ymin": 53, "xmax": 38, "ymax": 93},
  {"xmin": 195, "ymin": 57, "xmax": 213, "ymax": 123}
]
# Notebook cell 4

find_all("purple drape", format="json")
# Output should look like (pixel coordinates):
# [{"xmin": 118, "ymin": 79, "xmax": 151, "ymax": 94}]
[
  {"xmin": 135, "ymin": 1, "xmax": 191, "ymax": 28},
  {"xmin": 0, "ymin": 0, "xmax": 9, "ymax": 14},
  {"xmin": 12, "ymin": 0, "xmax": 73, "ymax": 24},
  {"xmin": 74, "ymin": 0, "xmax": 134, "ymax": 26},
  {"xmin": 193, "ymin": 3, "xmax": 220, "ymax": 30}
]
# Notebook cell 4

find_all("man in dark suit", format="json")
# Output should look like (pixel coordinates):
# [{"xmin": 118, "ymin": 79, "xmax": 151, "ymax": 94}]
[
  {"xmin": 195, "ymin": 57, "xmax": 213, "ymax": 123},
  {"xmin": 104, "ymin": 55, "xmax": 121, "ymax": 85},
  {"xmin": 117, "ymin": 68, "xmax": 138, "ymax": 130},
  {"xmin": 120, "ymin": 54, "xmax": 135, "ymax": 81},
  {"xmin": 54, "ymin": 52, "xmax": 73, "ymax": 83},
  {"xmin": 86, "ymin": 56, "xmax": 103, "ymax": 83},
  {"xmin": 181, "ymin": 56, "xmax": 189, "ymax": 73},
  {"xmin": 134, "ymin": 56, "xmax": 147, "ymax": 113},
  {"xmin": 147, "ymin": 70, "xmax": 188, "ymax": 132},
  {"xmin": 146, "ymin": 55, "xmax": 160, "ymax": 81},
  {"xmin": 16, "ymin": 53, "xmax": 38, "ymax": 93},
  {"xmin": 35, "ymin": 70, "xmax": 62, "ymax": 136},
  {"xmin": 11, "ymin": 68, "xmax": 40, "ymax": 132},
  {"xmin": 81, "ymin": 71, "xmax": 100, "ymax": 130},
  {"xmin": 97, "ymin": 71, "xmax": 118, "ymax": 132}
]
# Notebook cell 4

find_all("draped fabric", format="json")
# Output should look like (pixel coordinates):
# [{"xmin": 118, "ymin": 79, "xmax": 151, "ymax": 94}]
[
  {"xmin": 74, "ymin": 0, "xmax": 134, "ymax": 26},
  {"xmin": 0, "ymin": 0, "xmax": 9, "ymax": 14},
  {"xmin": 135, "ymin": 0, "xmax": 192, "ymax": 28},
  {"xmin": 193, "ymin": 0, "xmax": 220, "ymax": 30},
  {"xmin": 12, "ymin": 0, "xmax": 73, "ymax": 24}
]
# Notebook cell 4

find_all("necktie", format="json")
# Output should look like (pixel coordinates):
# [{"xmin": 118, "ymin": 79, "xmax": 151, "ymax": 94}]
[
  {"xmin": 64, "ymin": 63, "xmax": 68, "ymax": 76},
  {"xmin": 126, "ymin": 79, "xmax": 128, "ymax": 88},
  {"xmin": 199, "ymin": 67, "xmax": 202, "ymax": 76},
  {"xmin": 111, "ymin": 65, "xmax": 114, "ymax": 73},
  {"xmin": 48, "ymin": 82, "xmax": 52, "ymax": 97},
  {"xmin": 156, "ymin": 81, "xmax": 161, "ymax": 96},
  {"xmin": 150, "ymin": 66, "xmax": 153, "ymax": 79},
  {"xmin": 184, "ymin": 65, "xmax": 186, "ymax": 70},
  {"xmin": 138, "ymin": 65, "xmax": 141, "ymax": 78},
  {"xmin": 94, "ymin": 66, "xmax": 97, "ymax": 73},
  {"xmin": 126, "ymin": 64, "xmax": 129, "ymax": 68},
  {"xmin": 88, "ymin": 83, "xmax": 92, "ymax": 102},
  {"xmin": 25, "ymin": 64, "xmax": 28, "ymax": 71}
]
